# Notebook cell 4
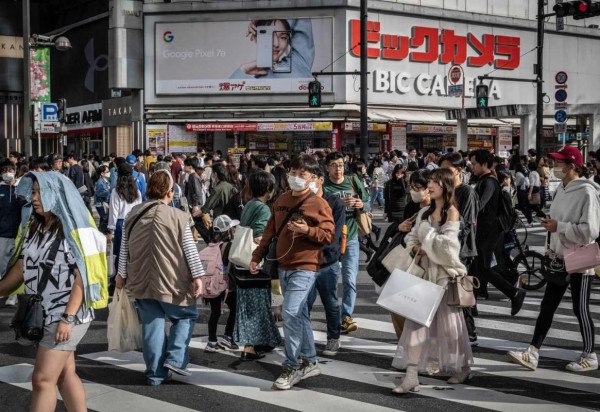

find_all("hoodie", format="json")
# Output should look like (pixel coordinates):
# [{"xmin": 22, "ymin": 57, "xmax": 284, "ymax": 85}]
[{"xmin": 549, "ymin": 178, "xmax": 600, "ymax": 273}]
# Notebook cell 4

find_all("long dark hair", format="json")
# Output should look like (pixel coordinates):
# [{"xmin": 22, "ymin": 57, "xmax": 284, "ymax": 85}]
[
  {"xmin": 421, "ymin": 169, "xmax": 456, "ymax": 226},
  {"xmin": 116, "ymin": 174, "xmax": 139, "ymax": 203}
]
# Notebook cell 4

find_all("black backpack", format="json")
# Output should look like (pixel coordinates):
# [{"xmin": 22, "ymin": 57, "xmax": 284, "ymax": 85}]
[
  {"xmin": 498, "ymin": 188, "xmax": 517, "ymax": 233},
  {"xmin": 223, "ymin": 188, "xmax": 243, "ymax": 220}
]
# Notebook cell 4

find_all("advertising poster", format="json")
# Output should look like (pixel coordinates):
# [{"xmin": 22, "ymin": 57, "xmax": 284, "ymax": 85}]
[
  {"xmin": 30, "ymin": 48, "xmax": 51, "ymax": 103},
  {"xmin": 146, "ymin": 124, "xmax": 167, "ymax": 156},
  {"xmin": 390, "ymin": 122, "xmax": 407, "ymax": 152},
  {"xmin": 168, "ymin": 124, "xmax": 197, "ymax": 153},
  {"xmin": 155, "ymin": 18, "xmax": 333, "ymax": 95},
  {"xmin": 497, "ymin": 125, "xmax": 513, "ymax": 158}
]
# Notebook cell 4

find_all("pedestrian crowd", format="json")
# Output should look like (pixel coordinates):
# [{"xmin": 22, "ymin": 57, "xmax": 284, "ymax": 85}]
[{"xmin": 0, "ymin": 143, "xmax": 598, "ymax": 409}]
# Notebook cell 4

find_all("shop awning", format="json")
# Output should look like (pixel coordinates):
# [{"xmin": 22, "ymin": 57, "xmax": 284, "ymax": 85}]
[{"xmin": 368, "ymin": 108, "xmax": 449, "ymax": 123}]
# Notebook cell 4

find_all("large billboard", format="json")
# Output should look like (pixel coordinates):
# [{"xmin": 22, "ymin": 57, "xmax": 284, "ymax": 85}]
[{"xmin": 154, "ymin": 18, "xmax": 333, "ymax": 95}]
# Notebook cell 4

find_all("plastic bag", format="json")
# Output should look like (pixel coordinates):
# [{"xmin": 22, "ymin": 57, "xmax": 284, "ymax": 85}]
[{"xmin": 107, "ymin": 288, "xmax": 142, "ymax": 352}]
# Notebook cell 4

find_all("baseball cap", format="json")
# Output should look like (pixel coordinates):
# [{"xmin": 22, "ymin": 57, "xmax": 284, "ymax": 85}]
[
  {"xmin": 548, "ymin": 146, "xmax": 583, "ymax": 167},
  {"xmin": 213, "ymin": 215, "xmax": 240, "ymax": 233},
  {"xmin": 126, "ymin": 154, "xmax": 137, "ymax": 165}
]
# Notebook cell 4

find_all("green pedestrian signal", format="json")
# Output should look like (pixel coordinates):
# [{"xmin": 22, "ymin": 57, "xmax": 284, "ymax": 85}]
[
  {"xmin": 308, "ymin": 80, "xmax": 321, "ymax": 108},
  {"xmin": 476, "ymin": 84, "xmax": 489, "ymax": 108}
]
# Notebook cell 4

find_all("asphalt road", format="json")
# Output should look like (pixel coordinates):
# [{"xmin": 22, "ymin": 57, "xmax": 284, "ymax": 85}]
[{"xmin": 0, "ymin": 210, "xmax": 598, "ymax": 412}]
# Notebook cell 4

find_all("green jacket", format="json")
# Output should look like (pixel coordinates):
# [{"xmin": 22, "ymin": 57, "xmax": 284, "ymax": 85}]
[{"xmin": 323, "ymin": 174, "xmax": 369, "ymax": 240}]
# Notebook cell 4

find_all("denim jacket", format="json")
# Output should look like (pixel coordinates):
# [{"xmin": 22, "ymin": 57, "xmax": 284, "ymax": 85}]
[
  {"xmin": 14, "ymin": 172, "xmax": 108, "ymax": 309},
  {"xmin": 94, "ymin": 177, "xmax": 111, "ymax": 207}
]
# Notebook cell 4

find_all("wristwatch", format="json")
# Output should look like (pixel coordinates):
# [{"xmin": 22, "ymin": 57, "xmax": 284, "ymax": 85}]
[{"xmin": 60, "ymin": 313, "xmax": 76, "ymax": 324}]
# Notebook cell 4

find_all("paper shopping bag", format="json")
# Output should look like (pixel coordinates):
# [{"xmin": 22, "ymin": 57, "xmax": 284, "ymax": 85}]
[{"xmin": 376, "ymin": 268, "xmax": 445, "ymax": 327}]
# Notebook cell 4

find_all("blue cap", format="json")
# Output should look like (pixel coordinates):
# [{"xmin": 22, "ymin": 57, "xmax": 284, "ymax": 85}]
[{"xmin": 126, "ymin": 154, "xmax": 137, "ymax": 165}]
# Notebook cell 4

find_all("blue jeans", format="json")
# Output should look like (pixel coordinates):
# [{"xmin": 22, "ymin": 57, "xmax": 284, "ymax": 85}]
[
  {"xmin": 279, "ymin": 269, "xmax": 317, "ymax": 369},
  {"xmin": 341, "ymin": 237, "xmax": 359, "ymax": 320},
  {"xmin": 307, "ymin": 263, "xmax": 341, "ymax": 340},
  {"xmin": 370, "ymin": 187, "xmax": 384, "ymax": 209},
  {"xmin": 136, "ymin": 299, "xmax": 199, "ymax": 385}
]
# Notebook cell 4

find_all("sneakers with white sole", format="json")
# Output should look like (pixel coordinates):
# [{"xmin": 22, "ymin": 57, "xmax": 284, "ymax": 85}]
[
  {"xmin": 299, "ymin": 359, "xmax": 321, "ymax": 380},
  {"xmin": 163, "ymin": 363, "xmax": 192, "ymax": 377},
  {"xmin": 507, "ymin": 346, "xmax": 539, "ymax": 371},
  {"xmin": 273, "ymin": 367, "xmax": 302, "ymax": 390},
  {"xmin": 565, "ymin": 353, "xmax": 598, "ymax": 372},
  {"xmin": 322, "ymin": 339, "xmax": 340, "ymax": 356}
]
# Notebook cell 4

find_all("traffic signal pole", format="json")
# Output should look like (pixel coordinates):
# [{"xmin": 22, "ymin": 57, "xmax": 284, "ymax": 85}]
[
  {"xmin": 359, "ymin": 0, "xmax": 369, "ymax": 162},
  {"xmin": 535, "ymin": 0, "xmax": 545, "ymax": 157}
]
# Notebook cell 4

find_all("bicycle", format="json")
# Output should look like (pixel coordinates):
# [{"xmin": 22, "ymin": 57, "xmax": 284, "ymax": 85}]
[{"xmin": 504, "ymin": 222, "xmax": 547, "ymax": 291}]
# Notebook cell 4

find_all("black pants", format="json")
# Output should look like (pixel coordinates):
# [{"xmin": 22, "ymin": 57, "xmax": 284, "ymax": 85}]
[
  {"xmin": 516, "ymin": 189, "xmax": 533, "ymax": 223},
  {"xmin": 471, "ymin": 236, "xmax": 518, "ymax": 300},
  {"xmin": 531, "ymin": 274, "xmax": 595, "ymax": 353},
  {"xmin": 207, "ymin": 290, "xmax": 236, "ymax": 342}
]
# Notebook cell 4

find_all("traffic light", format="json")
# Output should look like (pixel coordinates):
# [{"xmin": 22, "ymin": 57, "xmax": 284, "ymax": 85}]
[
  {"xmin": 308, "ymin": 80, "xmax": 321, "ymax": 108},
  {"xmin": 57, "ymin": 98, "xmax": 67, "ymax": 123},
  {"xmin": 553, "ymin": 1, "xmax": 599, "ymax": 19},
  {"xmin": 476, "ymin": 84, "xmax": 489, "ymax": 108}
]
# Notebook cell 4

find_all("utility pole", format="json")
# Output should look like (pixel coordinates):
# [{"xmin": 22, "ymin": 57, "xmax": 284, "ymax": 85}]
[
  {"xmin": 359, "ymin": 0, "xmax": 368, "ymax": 161},
  {"xmin": 535, "ymin": 0, "xmax": 545, "ymax": 156},
  {"xmin": 22, "ymin": 0, "xmax": 32, "ymax": 156}
]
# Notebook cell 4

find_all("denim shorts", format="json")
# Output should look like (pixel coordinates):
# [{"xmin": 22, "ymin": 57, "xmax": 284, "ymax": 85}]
[{"xmin": 38, "ymin": 321, "xmax": 91, "ymax": 351}]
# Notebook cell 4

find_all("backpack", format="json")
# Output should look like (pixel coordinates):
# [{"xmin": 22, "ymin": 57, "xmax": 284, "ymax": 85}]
[
  {"xmin": 498, "ymin": 187, "xmax": 517, "ymax": 233},
  {"xmin": 197, "ymin": 243, "xmax": 228, "ymax": 299},
  {"xmin": 223, "ymin": 187, "xmax": 244, "ymax": 220}
]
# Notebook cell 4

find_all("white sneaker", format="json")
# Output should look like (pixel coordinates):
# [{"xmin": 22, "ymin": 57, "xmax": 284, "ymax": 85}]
[
  {"xmin": 5, "ymin": 295, "xmax": 17, "ymax": 306},
  {"xmin": 272, "ymin": 367, "xmax": 302, "ymax": 390},
  {"xmin": 566, "ymin": 353, "xmax": 598, "ymax": 372},
  {"xmin": 507, "ymin": 346, "xmax": 539, "ymax": 371},
  {"xmin": 299, "ymin": 359, "xmax": 321, "ymax": 380}
]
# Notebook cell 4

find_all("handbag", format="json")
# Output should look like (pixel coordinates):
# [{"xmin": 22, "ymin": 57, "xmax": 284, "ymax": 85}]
[
  {"xmin": 563, "ymin": 242, "xmax": 600, "ymax": 273},
  {"xmin": 530, "ymin": 192, "xmax": 541, "ymax": 205},
  {"xmin": 350, "ymin": 176, "xmax": 372, "ymax": 236},
  {"xmin": 260, "ymin": 193, "xmax": 314, "ymax": 279},
  {"xmin": 229, "ymin": 226, "xmax": 257, "ymax": 270},
  {"xmin": 447, "ymin": 275, "xmax": 480, "ymax": 308},
  {"xmin": 542, "ymin": 233, "xmax": 570, "ymax": 286},
  {"xmin": 107, "ymin": 288, "xmax": 143, "ymax": 352},
  {"xmin": 10, "ymin": 236, "xmax": 62, "ymax": 345},
  {"xmin": 231, "ymin": 265, "xmax": 271, "ymax": 288},
  {"xmin": 376, "ymin": 265, "xmax": 445, "ymax": 327}
]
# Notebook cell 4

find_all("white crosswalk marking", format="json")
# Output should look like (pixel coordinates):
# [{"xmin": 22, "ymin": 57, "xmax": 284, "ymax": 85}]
[
  {"xmin": 0, "ymin": 364, "xmax": 197, "ymax": 412},
  {"xmin": 82, "ymin": 350, "xmax": 401, "ymax": 412}
]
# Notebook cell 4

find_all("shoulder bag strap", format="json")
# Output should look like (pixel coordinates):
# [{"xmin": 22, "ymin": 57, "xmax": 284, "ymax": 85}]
[
  {"xmin": 37, "ymin": 236, "xmax": 63, "ymax": 295},
  {"xmin": 126, "ymin": 202, "xmax": 160, "ymax": 239},
  {"xmin": 273, "ymin": 193, "xmax": 315, "ymax": 239}
]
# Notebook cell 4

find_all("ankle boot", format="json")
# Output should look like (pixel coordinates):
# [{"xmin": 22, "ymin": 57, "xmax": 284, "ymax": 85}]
[
  {"xmin": 447, "ymin": 367, "xmax": 472, "ymax": 384},
  {"xmin": 393, "ymin": 365, "xmax": 420, "ymax": 394}
]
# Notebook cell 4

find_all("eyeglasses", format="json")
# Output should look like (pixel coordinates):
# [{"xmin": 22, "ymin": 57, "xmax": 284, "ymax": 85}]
[
  {"xmin": 328, "ymin": 163, "xmax": 345, "ymax": 169},
  {"xmin": 409, "ymin": 185, "xmax": 425, "ymax": 191}
]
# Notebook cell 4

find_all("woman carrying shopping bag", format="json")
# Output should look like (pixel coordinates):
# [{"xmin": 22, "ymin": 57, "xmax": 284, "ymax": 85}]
[{"xmin": 392, "ymin": 169, "xmax": 473, "ymax": 394}]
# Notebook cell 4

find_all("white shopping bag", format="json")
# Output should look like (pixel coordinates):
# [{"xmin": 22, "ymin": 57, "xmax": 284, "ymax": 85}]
[
  {"xmin": 376, "ymin": 268, "xmax": 445, "ymax": 327},
  {"xmin": 229, "ymin": 226, "xmax": 257, "ymax": 270},
  {"xmin": 107, "ymin": 289, "xmax": 142, "ymax": 352}
]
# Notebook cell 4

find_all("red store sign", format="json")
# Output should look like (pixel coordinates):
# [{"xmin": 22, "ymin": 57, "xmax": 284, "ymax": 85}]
[
  {"xmin": 349, "ymin": 20, "xmax": 520, "ymax": 70},
  {"xmin": 185, "ymin": 123, "xmax": 257, "ymax": 132}
]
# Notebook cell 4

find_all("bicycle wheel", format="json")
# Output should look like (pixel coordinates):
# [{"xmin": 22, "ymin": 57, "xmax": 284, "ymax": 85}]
[
  {"xmin": 514, "ymin": 217, "xmax": 528, "ymax": 246},
  {"xmin": 512, "ymin": 250, "xmax": 547, "ymax": 291}
]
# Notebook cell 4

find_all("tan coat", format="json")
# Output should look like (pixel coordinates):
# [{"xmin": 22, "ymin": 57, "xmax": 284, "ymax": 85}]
[{"xmin": 124, "ymin": 201, "xmax": 196, "ymax": 306}]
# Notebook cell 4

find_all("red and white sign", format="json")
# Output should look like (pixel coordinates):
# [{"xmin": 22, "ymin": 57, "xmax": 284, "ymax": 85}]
[
  {"xmin": 185, "ymin": 123, "xmax": 257, "ymax": 132},
  {"xmin": 449, "ymin": 66, "xmax": 462, "ymax": 85}
]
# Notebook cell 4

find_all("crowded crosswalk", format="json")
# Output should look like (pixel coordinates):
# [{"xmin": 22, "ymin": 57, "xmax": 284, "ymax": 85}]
[{"xmin": 0, "ymin": 214, "xmax": 598, "ymax": 411}]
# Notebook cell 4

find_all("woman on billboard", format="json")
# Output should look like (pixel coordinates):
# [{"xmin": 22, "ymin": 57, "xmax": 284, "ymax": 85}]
[{"xmin": 230, "ymin": 19, "xmax": 314, "ymax": 79}]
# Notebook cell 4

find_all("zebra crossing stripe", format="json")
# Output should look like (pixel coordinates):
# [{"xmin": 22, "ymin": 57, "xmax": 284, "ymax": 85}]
[
  {"xmin": 476, "ymin": 303, "xmax": 581, "ymax": 326},
  {"xmin": 81, "ymin": 350, "xmax": 401, "ymax": 412},
  {"xmin": 0, "ymin": 363, "xmax": 197, "ymax": 412},
  {"xmin": 187, "ymin": 337, "xmax": 595, "ymax": 412}
]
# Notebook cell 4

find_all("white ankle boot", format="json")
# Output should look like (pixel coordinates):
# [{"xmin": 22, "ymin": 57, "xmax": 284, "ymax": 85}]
[{"xmin": 393, "ymin": 365, "xmax": 420, "ymax": 394}]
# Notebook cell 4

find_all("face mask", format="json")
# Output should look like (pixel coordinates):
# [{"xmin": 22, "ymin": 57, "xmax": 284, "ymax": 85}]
[
  {"xmin": 410, "ymin": 189, "xmax": 424, "ymax": 203},
  {"xmin": 554, "ymin": 167, "xmax": 567, "ymax": 180},
  {"xmin": 2, "ymin": 173, "xmax": 15, "ymax": 183},
  {"xmin": 288, "ymin": 175, "xmax": 308, "ymax": 191},
  {"xmin": 308, "ymin": 181, "xmax": 319, "ymax": 194}
]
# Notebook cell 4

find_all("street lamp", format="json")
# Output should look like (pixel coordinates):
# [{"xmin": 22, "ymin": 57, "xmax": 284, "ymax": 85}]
[{"xmin": 22, "ymin": 22, "xmax": 71, "ymax": 156}]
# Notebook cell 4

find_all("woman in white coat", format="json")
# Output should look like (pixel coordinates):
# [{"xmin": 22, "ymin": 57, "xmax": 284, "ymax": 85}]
[{"xmin": 392, "ymin": 169, "xmax": 473, "ymax": 394}]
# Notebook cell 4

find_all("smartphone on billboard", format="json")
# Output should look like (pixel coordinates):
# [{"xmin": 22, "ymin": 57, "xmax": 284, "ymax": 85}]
[
  {"xmin": 256, "ymin": 26, "xmax": 275, "ymax": 68},
  {"xmin": 272, "ymin": 30, "xmax": 292, "ymax": 73}
]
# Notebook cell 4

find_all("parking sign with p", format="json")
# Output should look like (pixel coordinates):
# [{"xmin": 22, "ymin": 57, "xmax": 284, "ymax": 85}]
[{"xmin": 41, "ymin": 103, "xmax": 59, "ymax": 122}]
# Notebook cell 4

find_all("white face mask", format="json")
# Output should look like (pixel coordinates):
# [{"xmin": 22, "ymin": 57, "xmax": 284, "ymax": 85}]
[
  {"xmin": 410, "ymin": 189, "xmax": 424, "ymax": 203},
  {"xmin": 288, "ymin": 175, "xmax": 308, "ymax": 191},
  {"xmin": 308, "ymin": 181, "xmax": 319, "ymax": 194},
  {"xmin": 554, "ymin": 167, "xmax": 567, "ymax": 180},
  {"xmin": 2, "ymin": 172, "xmax": 15, "ymax": 183}
]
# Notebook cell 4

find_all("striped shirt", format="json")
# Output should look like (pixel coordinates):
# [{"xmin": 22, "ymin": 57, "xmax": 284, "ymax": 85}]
[{"xmin": 117, "ymin": 225, "xmax": 204, "ymax": 279}]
